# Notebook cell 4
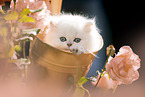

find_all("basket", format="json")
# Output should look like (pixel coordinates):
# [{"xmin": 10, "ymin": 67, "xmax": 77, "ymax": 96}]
[{"xmin": 30, "ymin": 36, "xmax": 103, "ymax": 83}]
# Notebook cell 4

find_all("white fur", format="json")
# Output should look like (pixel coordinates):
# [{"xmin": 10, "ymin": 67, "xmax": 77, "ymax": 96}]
[{"xmin": 43, "ymin": 14, "xmax": 103, "ymax": 54}]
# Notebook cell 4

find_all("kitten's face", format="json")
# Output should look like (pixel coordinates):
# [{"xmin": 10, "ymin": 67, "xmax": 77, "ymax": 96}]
[
  {"xmin": 45, "ymin": 15, "xmax": 99, "ymax": 54},
  {"xmin": 53, "ymin": 24, "xmax": 86, "ymax": 53}
]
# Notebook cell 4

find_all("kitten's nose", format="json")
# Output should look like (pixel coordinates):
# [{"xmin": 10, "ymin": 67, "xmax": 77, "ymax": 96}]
[{"xmin": 67, "ymin": 43, "xmax": 72, "ymax": 47}]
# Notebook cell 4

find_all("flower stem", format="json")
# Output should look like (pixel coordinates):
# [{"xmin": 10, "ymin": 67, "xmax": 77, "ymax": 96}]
[
  {"xmin": 13, "ymin": 0, "xmax": 16, "ymax": 11},
  {"xmin": 23, "ymin": 41, "xmax": 26, "ymax": 58},
  {"xmin": 91, "ymin": 53, "xmax": 111, "ymax": 96},
  {"xmin": 22, "ymin": 41, "xmax": 28, "ymax": 81},
  {"xmin": 80, "ymin": 85, "xmax": 91, "ymax": 97}
]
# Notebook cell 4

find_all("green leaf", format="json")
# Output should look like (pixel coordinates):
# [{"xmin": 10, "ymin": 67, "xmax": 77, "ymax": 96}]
[
  {"xmin": 19, "ymin": 15, "xmax": 35, "ymax": 23},
  {"xmin": 4, "ymin": 11, "xmax": 18, "ymax": 21},
  {"xmin": 72, "ymin": 87, "xmax": 85, "ymax": 97},
  {"xmin": 30, "ymin": 8, "xmax": 44, "ymax": 13},
  {"xmin": 14, "ymin": 45, "xmax": 22, "ymax": 52},
  {"xmin": 22, "ymin": 28, "xmax": 41, "ymax": 35},
  {"xmin": 0, "ymin": 9, "xmax": 5, "ymax": 14},
  {"xmin": 78, "ymin": 77, "xmax": 88, "ymax": 86},
  {"xmin": 13, "ymin": 0, "xmax": 16, "ymax": 3},
  {"xmin": 8, "ymin": 46, "xmax": 15, "ymax": 57},
  {"xmin": 13, "ymin": 0, "xmax": 16, "ymax": 10},
  {"xmin": 20, "ymin": 8, "xmax": 32, "ymax": 17},
  {"xmin": 106, "ymin": 72, "xmax": 111, "ymax": 79},
  {"xmin": 19, "ymin": 8, "xmax": 44, "ymax": 17}
]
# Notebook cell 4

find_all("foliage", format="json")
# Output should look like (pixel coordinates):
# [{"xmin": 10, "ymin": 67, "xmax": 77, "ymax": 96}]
[
  {"xmin": 76, "ymin": 45, "xmax": 115, "ymax": 96},
  {"xmin": 4, "ymin": 11, "xmax": 18, "ymax": 21},
  {"xmin": 0, "ymin": 2, "xmax": 41, "ymax": 81}
]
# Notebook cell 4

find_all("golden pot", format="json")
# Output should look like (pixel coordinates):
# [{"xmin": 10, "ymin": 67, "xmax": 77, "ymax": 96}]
[{"xmin": 30, "ymin": 36, "xmax": 103, "ymax": 83}]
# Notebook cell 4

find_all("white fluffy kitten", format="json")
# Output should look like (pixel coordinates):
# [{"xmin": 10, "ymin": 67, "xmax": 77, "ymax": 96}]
[{"xmin": 43, "ymin": 14, "xmax": 103, "ymax": 54}]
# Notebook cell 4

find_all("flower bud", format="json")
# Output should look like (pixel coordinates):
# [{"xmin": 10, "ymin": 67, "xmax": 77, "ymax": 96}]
[{"xmin": 106, "ymin": 45, "xmax": 115, "ymax": 57}]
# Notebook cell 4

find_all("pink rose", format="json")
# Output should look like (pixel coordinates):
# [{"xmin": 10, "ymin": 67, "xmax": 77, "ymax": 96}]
[
  {"xmin": 105, "ymin": 46, "xmax": 141, "ymax": 85},
  {"xmin": 92, "ymin": 72, "xmax": 115, "ymax": 90},
  {"xmin": 27, "ymin": 1, "xmax": 50, "ymax": 30},
  {"xmin": 14, "ymin": 1, "xmax": 51, "ymax": 31},
  {"xmin": 10, "ymin": 0, "xmax": 27, "ymax": 13},
  {"xmin": 28, "ymin": 1, "xmax": 50, "ymax": 20}
]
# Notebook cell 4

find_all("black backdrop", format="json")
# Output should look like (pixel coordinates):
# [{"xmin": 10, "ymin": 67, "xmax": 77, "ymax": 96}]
[
  {"xmin": 102, "ymin": 0, "xmax": 145, "ymax": 50},
  {"xmin": 62, "ymin": 0, "xmax": 145, "ymax": 51}
]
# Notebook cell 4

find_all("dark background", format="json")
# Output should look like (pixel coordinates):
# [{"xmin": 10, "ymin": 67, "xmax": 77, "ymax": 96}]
[
  {"xmin": 62, "ymin": 0, "xmax": 145, "ymax": 50},
  {"xmin": 102, "ymin": 0, "xmax": 145, "ymax": 50}
]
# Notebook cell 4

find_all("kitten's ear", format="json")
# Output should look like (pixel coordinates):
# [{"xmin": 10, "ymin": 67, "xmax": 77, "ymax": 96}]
[{"xmin": 84, "ymin": 21, "xmax": 94, "ymax": 33}]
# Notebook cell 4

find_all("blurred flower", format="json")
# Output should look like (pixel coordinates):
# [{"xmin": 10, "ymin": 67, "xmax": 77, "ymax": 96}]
[
  {"xmin": 28, "ymin": 1, "xmax": 50, "ymax": 19},
  {"xmin": 105, "ymin": 46, "xmax": 141, "ymax": 85},
  {"xmin": 10, "ymin": 0, "xmax": 51, "ymax": 32},
  {"xmin": 26, "ymin": 1, "xmax": 50, "ymax": 31},
  {"xmin": 91, "ymin": 72, "xmax": 115, "ymax": 90},
  {"xmin": 10, "ymin": 0, "xmax": 27, "ymax": 13}
]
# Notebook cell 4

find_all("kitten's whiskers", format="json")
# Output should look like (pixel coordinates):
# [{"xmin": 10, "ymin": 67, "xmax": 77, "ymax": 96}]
[{"xmin": 87, "ymin": 50, "xmax": 99, "ymax": 58}]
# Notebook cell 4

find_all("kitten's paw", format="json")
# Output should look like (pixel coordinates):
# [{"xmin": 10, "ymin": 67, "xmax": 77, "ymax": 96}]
[
  {"xmin": 70, "ymin": 49, "xmax": 83, "ymax": 55},
  {"xmin": 70, "ymin": 47, "xmax": 86, "ymax": 55}
]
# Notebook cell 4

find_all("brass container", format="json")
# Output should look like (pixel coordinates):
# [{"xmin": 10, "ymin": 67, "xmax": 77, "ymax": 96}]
[{"xmin": 30, "ymin": 36, "xmax": 103, "ymax": 83}]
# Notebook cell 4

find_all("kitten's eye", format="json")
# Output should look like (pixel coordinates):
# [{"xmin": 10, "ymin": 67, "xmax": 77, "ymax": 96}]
[
  {"xmin": 73, "ymin": 38, "xmax": 81, "ymax": 43},
  {"xmin": 60, "ymin": 37, "xmax": 67, "ymax": 42}
]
